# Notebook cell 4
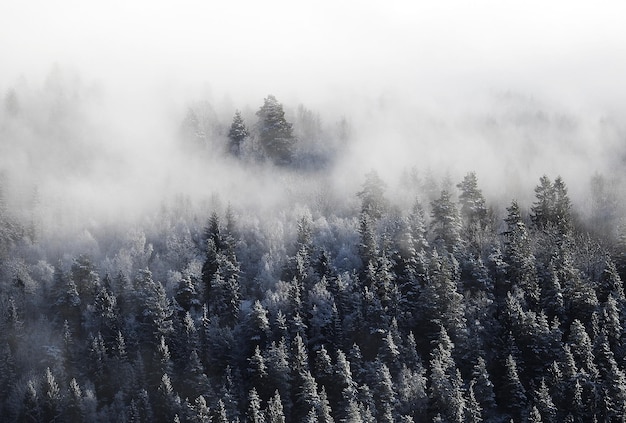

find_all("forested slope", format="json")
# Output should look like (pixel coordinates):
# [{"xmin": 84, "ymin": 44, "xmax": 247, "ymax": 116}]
[{"xmin": 1, "ymin": 84, "xmax": 626, "ymax": 422}]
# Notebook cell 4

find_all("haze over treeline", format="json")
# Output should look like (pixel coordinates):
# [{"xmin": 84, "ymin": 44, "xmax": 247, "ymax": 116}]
[{"xmin": 1, "ymin": 68, "xmax": 625, "ymax": 233}]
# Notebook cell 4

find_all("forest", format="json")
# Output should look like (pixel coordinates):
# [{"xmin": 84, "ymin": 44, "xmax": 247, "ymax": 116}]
[{"xmin": 1, "ymin": 77, "xmax": 626, "ymax": 423}]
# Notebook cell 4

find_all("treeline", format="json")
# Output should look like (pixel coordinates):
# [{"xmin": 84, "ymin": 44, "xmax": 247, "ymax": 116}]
[{"xmin": 1, "ymin": 167, "xmax": 626, "ymax": 422}]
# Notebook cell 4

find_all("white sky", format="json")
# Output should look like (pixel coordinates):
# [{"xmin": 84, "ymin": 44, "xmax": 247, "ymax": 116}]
[{"xmin": 1, "ymin": 0, "xmax": 626, "ymax": 108}]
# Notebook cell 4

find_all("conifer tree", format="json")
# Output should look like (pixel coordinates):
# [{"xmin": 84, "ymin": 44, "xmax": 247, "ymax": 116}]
[
  {"xmin": 471, "ymin": 356, "xmax": 496, "ymax": 414},
  {"xmin": 248, "ymin": 388, "xmax": 266, "ymax": 423},
  {"xmin": 21, "ymin": 379, "xmax": 40, "ymax": 423},
  {"xmin": 531, "ymin": 176, "xmax": 555, "ymax": 230},
  {"xmin": 430, "ymin": 189, "xmax": 461, "ymax": 253},
  {"xmin": 248, "ymin": 345, "xmax": 269, "ymax": 398},
  {"xmin": 534, "ymin": 378, "xmax": 557, "ymax": 423},
  {"xmin": 457, "ymin": 172, "xmax": 488, "ymax": 249},
  {"xmin": 228, "ymin": 110, "xmax": 249, "ymax": 156},
  {"xmin": 502, "ymin": 354, "xmax": 527, "ymax": 421},
  {"xmin": 358, "ymin": 170, "xmax": 388, "ymax": 220},
  {"xmin": 66, "ymin": 378, "xmax": 83, "ymax": 422},
  {"xmin": 42, "ymin": 367, "xmax": 62, "ymax": 423},
  {"xmin": 193, "ymin": 395, "xmax": 211, "ymax": 423},
  {"xmin": 429, "ymin": 326, "xmax": 465, "ymax": 423},
  {"xmin": 266, "ymin": 390, "xmax": 286, "ymax": 423},
  {"xmin": 465, "ymin": 381, "xmax": 483, "ymax": 423},
  {"xmin": 256, "ymin": 95, "xmax": 296, "ymax": 164}
]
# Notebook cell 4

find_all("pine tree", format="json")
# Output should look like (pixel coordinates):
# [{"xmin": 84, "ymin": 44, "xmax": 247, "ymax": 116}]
[
  {"xmin": 42, "ymin": 367, "xmax": 62, "ymax": 423},
  {"xmin": 457, "ymin": 172, "xmax": 488, "ymax": 250},
  {"xmin": 465, "ymin": 381, "xmax": 483, "ymax": 423},
  {"xmin": 256, "ymin": 95, "xmax": 296, "ymax": 164},
  {"xmin": 372, "ymin": 360, "xmax": 396, "ymax": 422},
  {"xmin": 429, "ymin": 326, "xmax": 465, "ymax": 423},
  {"xmin": 503, "ymin": 200, "xmax": 540, "ymax": 307},
  {"xmin": 228, "ymin": 110, "xmax": 249, "ymax": 156},
  {"xmin": 66, "ymin": 378, "xmax": 84, "ymax": 422},
  {"xmin": 193, "ymin": 395, "xmax": 211, "ymax": 423},
  {"xmin": 534, "ymin": 378, "xmax": 557, "ymax": 423},
  {"xmin": 266, "ymin": 390, "xmax": 286, "ymax": 423},
  {"xmin": 213, "ymin": 399, "xmax": 229, "ymax": 423},
  {"xmin": 21, "ymin": 379, "xmax": 40, "ymax": 423},
  {"xmin": 430, "ymin": 189, "xmax": 461, "ymax": 253},
  {"xmin": 594, "ymin": 333, "xmax": 626, "ymax": 420},
  {"xmin": 184, "ymin": 349, "xmax": 211, "ymax": 401},
  {"xmin": 502, "ymin": 354, "xmax": 527, "ymax": 421},
  {"xmin": 421, "ymin": 252, "xmax": 465, "ymax": 339},
  {"xmin": 552, "ymin": 176, "xmax": 573, "ymax": 235},
  {"xmin": 358, "ymin": 213, "xmax": 379, "ymax": 278},
  {"xmin": 265, "ymin": 339, "xmax": 292, "ymax": 402},
  {"xmin": 358, "ymin": 170, "xmax": 388, "ymax": 220},
  {"xmin": 531, "ymin": 176, "xmax": 555, "ymax": 230},
  {"xmin": 248, "ymin": 388, "xmax": 266, "ymax": 423},
  {"xmin": 248, "ymin": 345, "xmax": 269, "ymax": 398},
  {"xmin": 471, "ymin": 356, "xmax": 496, "ymax": 414},
  {"xmin": 527, "ymin": 406, "xmax": 543, "ymax": 423}
]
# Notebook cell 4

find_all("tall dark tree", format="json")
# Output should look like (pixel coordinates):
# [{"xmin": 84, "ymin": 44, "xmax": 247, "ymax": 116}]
[
  {"xmin": 430, "ymin": 190, "xmax": 461, "ymax": 253},
  {"xmin": 457, "ymin": 172, "xmax": 488, "ymax": 249},
  {"xmin": 531, "ymin": 176, "xmax": 555, "ymax": 230},
  {"xmin": 228, "ymin": 110, "xmax": 249, "ymax": 156},
  {"xmin": 503, "ymin": 200, "xmax": 540, "ymax": 307},
  {"xmin": 256, "ymin": 95, "xmax": 296, "ymax": 164},
  {"xmin": 357, "ymin": 170, "xmax": 388, "ymax": 220}
]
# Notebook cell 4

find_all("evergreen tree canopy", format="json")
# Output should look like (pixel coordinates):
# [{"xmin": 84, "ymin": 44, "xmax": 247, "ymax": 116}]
[
  {"xmin": 228, "ymin": 110, "xmax": 249, "ymax": 156},
  {"xmin": 256, "ymin": 95, "xmax": 295, "ymax": 164}
]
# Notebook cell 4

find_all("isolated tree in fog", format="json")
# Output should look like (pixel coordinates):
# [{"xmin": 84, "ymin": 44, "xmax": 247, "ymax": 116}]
[
  {"xmin": 357, "ymin": 170, "xmax": 388, "ymax": 219},
  {"xmin": 457, "ymin": 172, "xmax": 488, "ymax": 248},
  {"xmin": 256, "ymin": 95, "xmax": 295, "ymax": 164},
  {"xmin": 228, "ymin": 110, "xmax": 249, "ymax": 156}
]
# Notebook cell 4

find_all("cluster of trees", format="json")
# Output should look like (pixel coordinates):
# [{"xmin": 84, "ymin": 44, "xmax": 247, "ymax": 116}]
[
  {"xmin": 181, "ymin": 95, "xmax": 348, "ymax": 167},
  {"xmin": 1, "ymin": 165, "xmax": 626, "ymax": 422},
  {"xmin": 181, "ymin": 95, "xmax": 296, "ymax": 165}
]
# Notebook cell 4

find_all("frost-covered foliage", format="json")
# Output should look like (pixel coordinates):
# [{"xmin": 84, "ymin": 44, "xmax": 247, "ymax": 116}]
[
  {"xmin": 1, "ymin": 166, "xmax": 626, "ymax": 422},
  {"xmin": 2, "ymin": 85, "xmax": 626, "ymax": 421}
]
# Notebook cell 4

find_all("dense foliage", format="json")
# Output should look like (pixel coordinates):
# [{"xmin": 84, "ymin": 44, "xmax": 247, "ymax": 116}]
[
  {"xmin": 1, "ymin": 165, "xmax": 626, "ymax": 422},
  {"xmin": 2, "ymin": 86, "xmax": 626, "ymax": 422}
]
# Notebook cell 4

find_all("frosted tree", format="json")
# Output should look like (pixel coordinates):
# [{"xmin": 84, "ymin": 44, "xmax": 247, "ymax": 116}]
[
  {"xmin": 266, "ymin": 390, "xmax": 286, "ymax": 423},
  {"xmin": 248, "ymin": 388, "xmax": 266, "ymax": 423},
  {"xmin": 531, "ymin": 176, "xmax": 555, "ymax": 230},
  {"xmin": 502, "ymin": 354, "xmax": 527, "ymax": 421},
  {"xmin": 457, "ymin": 172, "xmax": 488, "ymax": 249},
  {"xmin": 503, "ymin": 200, "xmax": 540, "ymax": 307},
  {"xmin": 228, "ymin": 110, "xmax": 249, "ymax": 156},
  {"xmin": 428, "ymin": 326, "xmax": 465, "ymax": 423},
  {"xmin": 42, "ymin": 368, "xmax": 61, "ymax": 423},
  {"xmin": 256, "ymin": 95, "xmax": 296, "ymax": 164},
  {"xmin": 358, "ymin": 170, "xmax": 388, "ymax": 220},
  {"xmin": 430, "ymin": 189, "xmax": 461, "ymax": 253}
]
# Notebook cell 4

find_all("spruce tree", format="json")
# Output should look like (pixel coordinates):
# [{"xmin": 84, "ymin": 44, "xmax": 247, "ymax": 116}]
[
  {"xmin": 430, "ymin": 189, "xmax": 461, "ymax": 253},
  {"xmin": 256, "ymin": 95, "xmax": 295, "ymax": 164},
  {"xmin": 457, "ymin": 172, "xmax": 488, "ymax": 249},
  {"xmin": 228, "ymin": 110, "xmax": 249, "ymax": 156}
]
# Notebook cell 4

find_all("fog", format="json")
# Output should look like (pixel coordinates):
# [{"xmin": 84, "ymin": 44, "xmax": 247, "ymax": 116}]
[{"xmin": 1, "ymin": 0, "xmax": 626, "ymax": 235}]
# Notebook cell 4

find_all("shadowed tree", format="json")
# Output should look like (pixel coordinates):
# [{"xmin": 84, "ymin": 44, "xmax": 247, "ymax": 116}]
[
  {"xmin": 457, "ymin": 172, "xmax": 488, "ymax": 250},
  {"xmin": 256, "ymin": 95, "xmax": 296, "ymax": 164},
  {"xmin": 430, "ymin": 190, "xmax": 461, "ymax": 253},
  {"xmin": 358, "ymin": 170, "xmax": 388, "ymax": 220},
  {"xmin": 228, "ymin": 110, "xmax": 249, "ymax": 156}
]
